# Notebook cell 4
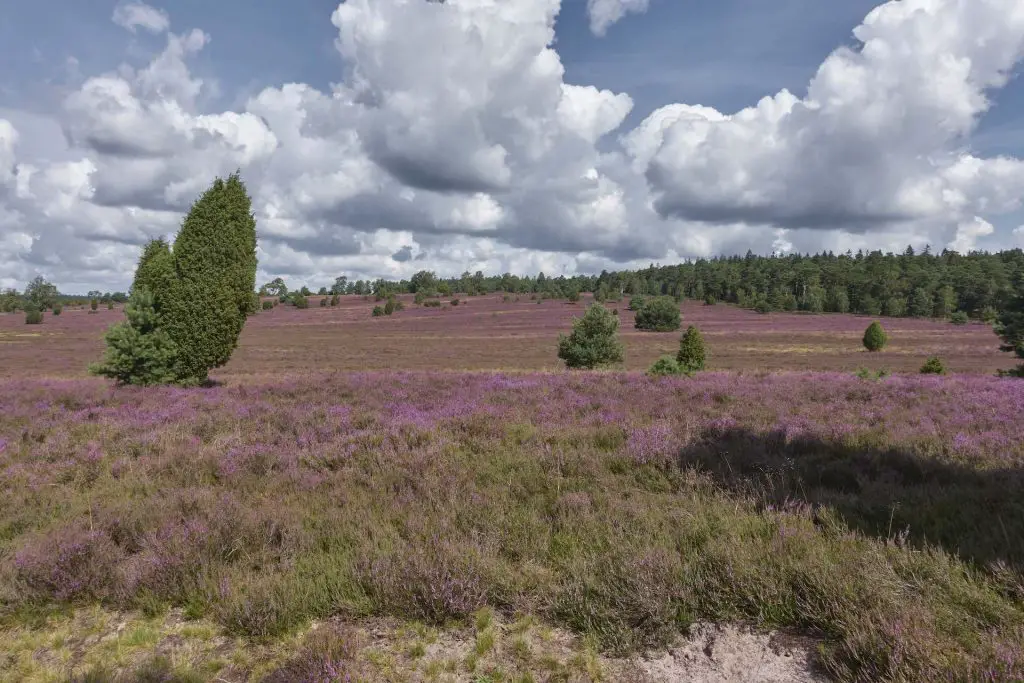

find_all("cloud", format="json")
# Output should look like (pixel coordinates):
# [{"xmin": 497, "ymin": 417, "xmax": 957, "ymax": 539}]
[
  {"xmin": 948, "ymin": 216, "xmax": 995, "ymax": 253},
  {"xmin": 587, "ymin": 0, "xmax": 651, "ymax": 36},
  {"xmin": 637, "ymin": 0, "xmax": 1024, "ymax": 232},
  {"xmin": 112, "ymin": 2, "xmax": 171, "ymax": 34},
  {"xmin": 2, "ymin": 0, "xmax": 1024, "ymax": 292}
]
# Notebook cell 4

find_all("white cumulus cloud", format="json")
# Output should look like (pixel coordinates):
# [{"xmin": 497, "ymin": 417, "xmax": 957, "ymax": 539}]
[
  {"xmin": 587, "ymin": 0, "xmax": 651, "ymax": 36},
  {"xmin": 112, "ymin": 2, "xmax": 170, "ymax": 34}
]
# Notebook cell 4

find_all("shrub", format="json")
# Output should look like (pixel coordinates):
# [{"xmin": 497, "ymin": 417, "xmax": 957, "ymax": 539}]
[
  {"xmin": 423, "ymin": 299, "xmax": 442, "ymax": 308},
  {"xmin": 319, "ymin": 297, "xmax": 328, "ymax": 307},
  {"xmin": 107, "ymin": 301, "xmax": 115, "ymax": 310},
  {"xmin": 90, "ymin": 298, "xmax": 99, "ymax": 312},
  {"xmin": 612, "ymin": 308, "xmax": 619, "ymax": 316},
  {"xmin": 634, "ymin": 296, "xmax": 681, "ymax": 332},
  {"xmin": 950, "ymin": 311, "xmax": 969, "ymax": 325},
  {"xmin": 566, "ymin": 288, "xmax": 581, "ymax": 303},
  {"xmin": 647, "ymin": 356, "xmax": 681, "ymax": 377},
  {"xmin": 451, "ymin": 298, "xmax": 460, "ymax": 306},
  {"xmin": 981, "ymin": 305, "xmax": 999, "ymax": 324},
  {"xmin": 261, "ymin": 300, "xmax": 274, "ymax": 311},
  {"xmin": 52, "ymin": 303, "xmax": 62, "ymax": 316},
  {"xmin": 920, "ymin": 356, "xmax": 947, "ymax": 375},
  {"xmin": 161, "ymin": 173, "xmax": 258, "ymax": 384},
  {"xmin": 25, "ymin": 305, "xmax": 43, "ymax": 325},
  {"xmin": 293, "ymin": 296, "xmax": 309, "ymax": 309},
  {"xmin": 676, "ymin": 325, "xmax": 706, "ymax": 373},
  {"xmin": 372, "ymin": 306, "xmax": 385, "ymax": 317},
  {"xmin": 703, "ymin": 295, "xmax": 717, "ymax": 306},
  {"xmin": 557, "ymin": 304, "xmax": 624, "ymax": 369},
  {"xmin": 863, "ymin": 321, "xmax": 888, "ymax": 352},
  {"xmin": 330, "ymin": 295, "xmax": 339, "ymax": 307},
  {"xmin": 89, "ymin": 288, "xmax": 180, "ymax": 386},
  {"xmin": 628, "ymin": 296, "xmax": 646, "ymax": 312},
  {"xmin": 854, "ymin": 367, "xmax": 890, "ymax": 381},
  {"xmin": 383, "ymin": 297, "xmax": 403, "ymax": 315}
]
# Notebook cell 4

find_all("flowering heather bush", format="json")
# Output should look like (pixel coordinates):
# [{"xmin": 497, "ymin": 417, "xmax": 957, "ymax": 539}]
[{"xmin": 1, "ymin": 371, "xmax": 1023, "ymax": 679}]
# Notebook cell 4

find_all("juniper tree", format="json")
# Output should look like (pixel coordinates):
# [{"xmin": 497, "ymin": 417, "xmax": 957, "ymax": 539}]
[
  {"xmin": 89, "ymin": 288, "xmax": 179, "ymax": 386},
  {"xmin": 162, "ymin": 173, "xmax": 257, "ymax": 384},
  {"xmin": 676, "ymin": 325, "xmax": 706, "ymax": 373},
  {"xmin": 863, "ymin": 321, "xmax": 888, "ymax": 352}
]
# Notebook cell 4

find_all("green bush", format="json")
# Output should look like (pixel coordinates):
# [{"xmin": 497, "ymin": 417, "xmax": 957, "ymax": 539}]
[
  {"xmin": 423, "ymin": 299, "xmax": 442, "ymax": 308},
  {"xmin": 703, "ymin": 295, "xmax": 717, "ymax": 306},
  {"xmin": 634, "ymin": 296, "xmax": 681, "ymax": 332},
  {"xmin": 451, "ymin": 298, "xmax": 460, "ymax": 306},
  {"xmin": 950, "ymin": 311, "xmax": 969, "ymax": 325},
  {"xmin": 920, "ymin": 356, "xmax": 947, "ymax": 375},
  {"xmin": 319, "ymin": 297, "xmax": 328, "ymax": 307},
  {"xmin": 557, "ymin": 304, "xmax": 624, "ymax": 370},
  {"xmin": 676, "ymin": 325, "xmax": 706, "ymax": 373},
  {"xmin": 107, "ymin": 301, "xmax": 115, "ymax": 310},
  {"xmin": 863, "ymin": 321, "xmax": 888, "ymax": 352},
  {"xmin": 293, "ymin": 296, "xmax": 309, "ymax": 309},
  {"xmin": 25, "ymin": 306, "xmax": 43, "ymax": 325},
  {"xmin": 383, "ymin": 297, "xmax": 403, "ymax": 315},
  {"xmin": 854, "ymin": 367, "xmax": 890, "ymax": 381},
  {"xmin": 627, "ymin": 296, "xmax": 646, "ymax": 312},
  {"xmin": 981, "ymin": 305, "xmax": 999, "ymax": 324},
  {"xmin": 647, "ymin": 356, "xmax": 681, "ymax": 377},
  {"xmin": 52, "ymin": 303, "xmax": 62, "ymax": 316},
  {"xmin": 88, "ymin": 289, "xmax": 179, "ymax": 386},
  {"xmin": 330, "ymin": 295, "xmax": 339, "ymax": 307},
  {"xmin": 372, "ymin": 306, "xmax": 385, "ymax": 317},
  {"xmin": 90, "ymin": 299, "xmax": 98, "ymax": 313},
  {"xmin": 261, "ymin": 300, "xmax": 274, "ymax": 311}
]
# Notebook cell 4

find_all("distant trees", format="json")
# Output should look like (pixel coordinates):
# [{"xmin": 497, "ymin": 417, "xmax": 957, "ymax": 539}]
[
  {"xmin": 261, "ymin": 278, "xmax": 288, "ymax": 298},
  {"xmin": 557, "ymin": 304, "xmax": 624, "ymax": 369},
  {"xmin": 25, "ymin": 276, "xmax": 58, "ymax": 311},
  {"xmin": 634, "ymin": 297, "xmax": 681, "ymax": 332},
  {"xmin": 996, "ymin": 281, "xmax": 1024, "ymax": 376},
  {"xmin": 331, "ymin": 276, "xmax": 348, "ymax": 295},
  {"xmin": 863, "ymin": 321, "xmax": 888, "ymax": 352},
  {"xmin": 92, "ymin": 173, "xmax": 258, "ymax": 386}
]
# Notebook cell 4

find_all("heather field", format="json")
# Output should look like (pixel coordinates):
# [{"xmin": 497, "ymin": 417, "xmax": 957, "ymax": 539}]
[
  {"xmin": 0, "ymin": 294, "xmax": 1009, "ymax": 379},
  {"xmin": 2, "ymin": 297, "xmax": 1024, "ymax": 681}
]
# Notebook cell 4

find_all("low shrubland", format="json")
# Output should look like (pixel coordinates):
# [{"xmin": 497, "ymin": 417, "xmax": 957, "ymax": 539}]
[{"xmin": 1, "ymin": 371, "xmax": 1022, "ymax": 680}]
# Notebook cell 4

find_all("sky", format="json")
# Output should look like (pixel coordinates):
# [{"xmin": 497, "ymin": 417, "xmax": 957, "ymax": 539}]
[{"xmin": 2, "ymin": 0, "xmax": 1024, "ymax": 293}]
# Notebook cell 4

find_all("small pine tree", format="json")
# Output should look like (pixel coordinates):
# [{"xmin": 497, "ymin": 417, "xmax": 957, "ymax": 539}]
[
  {"xmin": 863, "ymin": 321, "xmax": 888, "ymax": 352},
  {"xmin": 676, "ymin": 325, "xmax": 706, "ymax": 373},
  {"xmin": 920, "ymin": 356, "xmax": 947, "ymax": 375},
  {"xmin": 628, "ymin": 295, "xmax": 646, "ymax": 312},
  {"xmin": 647, "ymin": 356, "xmax": 681, "ymax": 377},
  {"xmin": 557, "ymin": 304, "xmax": 624, "ymax": 369},
  {"xmin": 634, "ymin": 296, "xmax": 681, "ymax": 332},
  {"xmin": 89, "ymin": 289, "xmax": 179, "ymax": 386},
  {"xmin": 25, "ymin": 305, "xmax": 43, "ymax": 325}
]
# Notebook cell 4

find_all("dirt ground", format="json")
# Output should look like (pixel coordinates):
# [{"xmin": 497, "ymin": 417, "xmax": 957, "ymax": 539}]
[{"xmin": 0, "ymin": 293, "xmax": 1008, "ymax": 379}]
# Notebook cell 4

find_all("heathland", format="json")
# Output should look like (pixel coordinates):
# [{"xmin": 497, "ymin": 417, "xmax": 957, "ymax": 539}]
[{"xmin": 1, "ymin": 294, "xmax": 1023, "ymax": 681}]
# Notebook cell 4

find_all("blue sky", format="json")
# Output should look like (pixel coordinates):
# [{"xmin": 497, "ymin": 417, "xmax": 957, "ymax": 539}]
[{"xmin": 1, "ymin": 0, "xmax": 1024, "ymax": 291}]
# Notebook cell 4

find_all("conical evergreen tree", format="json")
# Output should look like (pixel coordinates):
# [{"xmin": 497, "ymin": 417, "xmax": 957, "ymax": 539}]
[
  {"xmin": 676, "ymin": 325, "xmax": 706, "ymax": 373},
  {"xmin": 163, "ymin": 173, "xmax": 258, "ymax": 383},
  {"xmin": 557, "ymin": 303, "xmax": 624, "ymax": 369},
  {"xmin": 89, "ymin": 288, "xmax": 179, "ymax": 386},
  {"xmin": 132, "ymin": 238, "xmax": 174, "ymax": 312}
]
